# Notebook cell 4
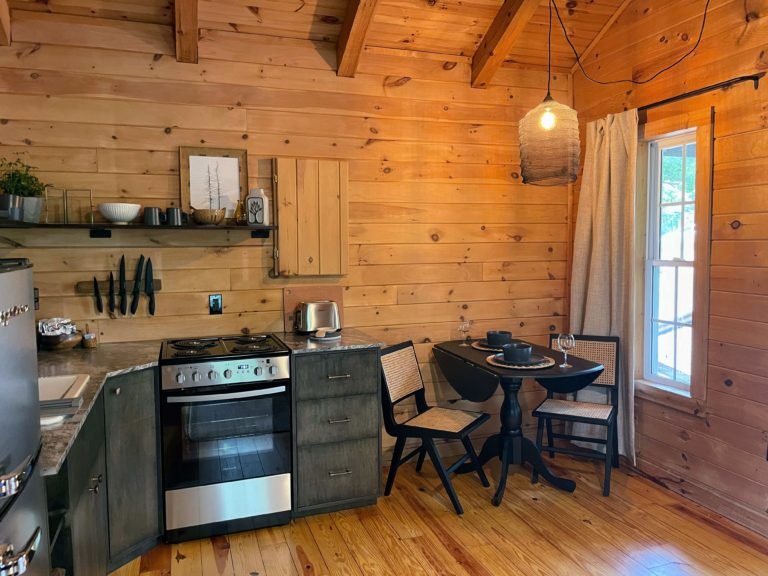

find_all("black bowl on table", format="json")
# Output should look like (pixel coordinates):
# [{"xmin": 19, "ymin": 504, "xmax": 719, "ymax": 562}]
[
  {"xmin": 486, "ymin": 330, "xmax": 513, "ymax": 347},
  {"xmin": 502, "ymin": 342, "xmax": 532, "ymax": 364}
]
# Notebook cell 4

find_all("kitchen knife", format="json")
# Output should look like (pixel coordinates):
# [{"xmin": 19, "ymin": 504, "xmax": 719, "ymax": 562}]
[
  {"xmin": 145, "ymin": 258, "xmax": 155, "ymax": 316},
  {"xmin": 119, "ymin": 255, "xmax": 127, "ymax": 315},
  {"xmin": 93, "ymin": 276, "xmax": 103, "ymax": 314},
  {"xmin": 130, "ymin": 254, "xmax": 145, "ymax": 315},
  {"xmin": 108, "ymin": 271, "xmax": 115, "ymax": 314}
]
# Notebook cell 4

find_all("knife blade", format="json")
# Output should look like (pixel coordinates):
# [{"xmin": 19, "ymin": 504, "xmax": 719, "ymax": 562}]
[
  {"xmin": 108, "ymin": 271, "xmax": 115, "ymax": 314},
  {"xmin": 93, "ymin": 276, "xmax": 103, "ymax": 314},
  {"xmin": 145, "ymin": 258, "xmax": 155, "ymax": 316},
  {"xmin": 130, "ymin": 254, "xmax": 145, "ymax": 315},
  {"xmin": 119, "ymin": 255, "xmax": 127, "ymax": 315}
]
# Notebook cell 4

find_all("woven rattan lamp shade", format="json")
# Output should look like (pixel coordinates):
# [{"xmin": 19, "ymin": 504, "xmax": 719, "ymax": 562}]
[{"xmin": 518, "ymin": 96, "xmax": 580, "ymax": 186}]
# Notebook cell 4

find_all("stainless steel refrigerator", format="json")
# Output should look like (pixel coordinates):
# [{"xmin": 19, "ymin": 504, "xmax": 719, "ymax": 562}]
[{"xmin": 0, "ymin": 258, "xmax": 50, "ymax": 575}]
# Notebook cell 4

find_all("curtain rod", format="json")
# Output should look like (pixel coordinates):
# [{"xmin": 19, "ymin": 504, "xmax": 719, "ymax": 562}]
[{"xmin": 638, "ymin": 72, "xmax": 765, "ymax": 112}]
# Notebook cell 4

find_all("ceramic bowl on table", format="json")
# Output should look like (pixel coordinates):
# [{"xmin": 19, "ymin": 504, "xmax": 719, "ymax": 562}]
[
  {"xmin": 486, "ymin": 330, "xmax": 513, "ymax": 347},
  {"xmin": 191, "ymin": 208, "xmax": 226, "ymax": 226},
  {"xmin": 98, "ymin": 203, "xmax": 141, "ymax": 225},
  {"xmin": 38, "ymin": 332, "xmax": 83, "ymax": 351}
]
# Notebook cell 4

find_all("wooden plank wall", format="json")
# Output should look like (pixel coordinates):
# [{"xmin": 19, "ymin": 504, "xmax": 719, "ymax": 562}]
[
  {"xmin": 573, "ymin": 0, "xmax": 768, "ymax": 537},
  {"xmin": 0, "ymin": 6, "xmax": 570, "ymax": 451}
]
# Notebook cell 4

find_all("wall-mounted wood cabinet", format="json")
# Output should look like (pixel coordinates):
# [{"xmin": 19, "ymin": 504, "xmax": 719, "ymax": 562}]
[{"xmin": 274, "ymin": 158, "xmax": 348, "ymax": 277}]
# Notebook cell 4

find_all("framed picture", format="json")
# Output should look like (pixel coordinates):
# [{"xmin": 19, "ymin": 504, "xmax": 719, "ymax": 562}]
[{"xmin": 179, "ymin": 147, "xmax": 248, "ymax": 217}]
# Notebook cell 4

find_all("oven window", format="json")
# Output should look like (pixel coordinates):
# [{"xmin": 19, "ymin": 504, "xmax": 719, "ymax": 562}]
[{"xmin": 162, "ymin": 385, "xmax": 290, "ymax": 490}]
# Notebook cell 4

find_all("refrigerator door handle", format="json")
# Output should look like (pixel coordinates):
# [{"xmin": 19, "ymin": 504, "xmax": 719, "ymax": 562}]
[
  {"xmin": 0, "ymin": 455, "xmax": 32, "ymax": 499},
  {"xmin": 0, "ymin": 526, "xmax": 41, "ymax": 576}
]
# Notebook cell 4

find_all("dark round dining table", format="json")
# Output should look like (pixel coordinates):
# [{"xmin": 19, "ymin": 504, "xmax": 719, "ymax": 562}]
[{"xmin": 432, "ymin": 339, "xmax": 604, "ymax": 505}]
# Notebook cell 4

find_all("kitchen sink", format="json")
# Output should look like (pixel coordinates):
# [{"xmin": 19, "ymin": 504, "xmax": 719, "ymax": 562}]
[{"xmin": 38, "ymin": 374, "xmax": 90, "ymax": 403}]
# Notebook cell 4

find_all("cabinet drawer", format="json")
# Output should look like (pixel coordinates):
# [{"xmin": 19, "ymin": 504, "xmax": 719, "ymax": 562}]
[
  {"xmin": 295, "ymin": 350, "xmax": 378, "ymax": 400},
  {"xmin": 297, "ymin": 438, "xmax": 379, "ymax": 508},
  {"xmin": 296, "ymin": 395, "xmax": 378, "ymax": 446}
]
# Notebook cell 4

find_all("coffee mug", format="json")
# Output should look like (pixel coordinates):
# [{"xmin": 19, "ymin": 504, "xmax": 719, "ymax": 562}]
[
  {"xmin": 487, "ymin": 330, "xmax": 512, "ymax": 347},
  {"xmin": 143, "ymin": 207, "xmax": 166, "ymax": 226},
  {"xmin": 166, "ymin": 207, "xmax": 185, "ymax": 226},
  {"xmin": 503, "ymin": 342, "xmax": 532, "ymax": 364}
]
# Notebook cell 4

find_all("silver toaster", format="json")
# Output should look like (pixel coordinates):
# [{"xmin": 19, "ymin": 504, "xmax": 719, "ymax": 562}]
[{"xmin": 294, "ymin": 301, "xmax": 341, "ymax": 333}]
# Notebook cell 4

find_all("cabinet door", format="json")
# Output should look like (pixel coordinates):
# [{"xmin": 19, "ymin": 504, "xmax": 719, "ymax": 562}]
[
  {"xmin": 104, "ymin": 369, "xmax": 160, "ymax": 565},
  {"xmin": 275, "ymin": 157, "xmax": 349, "ymax": 276},
  {"xmin": 71, "ymin": 431, "xmax": 108, "ymax": 575}
]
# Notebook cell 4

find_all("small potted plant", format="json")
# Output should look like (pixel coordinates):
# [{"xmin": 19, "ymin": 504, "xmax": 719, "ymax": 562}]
[{"xmin": 0, "ymin": 158, "xmax": 47, "ymax": 223}]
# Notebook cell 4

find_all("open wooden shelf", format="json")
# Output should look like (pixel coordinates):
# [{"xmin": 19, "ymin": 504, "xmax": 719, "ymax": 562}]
[{"xmin": 0, "ymin": 221, "xmax": 277, "ymax": 239}]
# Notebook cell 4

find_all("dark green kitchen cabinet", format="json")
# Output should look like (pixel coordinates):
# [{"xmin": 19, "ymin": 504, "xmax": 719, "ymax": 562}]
[
  {"xmin": 104, "ymin": 368, "xmax": 161, "ymax": 571},
  {"xmin": 293, "ymin": 349, "xmax": 381, "ymax": 517}
]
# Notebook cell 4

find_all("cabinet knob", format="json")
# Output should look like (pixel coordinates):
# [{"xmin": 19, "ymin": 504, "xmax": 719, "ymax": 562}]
[
  {"xmin": 90, "ymin": 474, "xmax": 103, "ymax": 484},
  {"xmin": 88, "ymin": 483, "xmax": 100, "ymax": 494},
  {"xmin": 113, "ymin": 387, "xmax": 121, "ymax": 396}
]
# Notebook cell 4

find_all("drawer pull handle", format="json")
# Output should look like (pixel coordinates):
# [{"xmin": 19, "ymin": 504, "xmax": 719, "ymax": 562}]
[
  {"xmin": 327, "ymin": 374, "xmax": 352, "ymax": 380},
  {"xmin": 328, "ymin": 469, "xmax": 352, "ymax": 478},
  {"xmin": 88, "ymin": 483, "xmax": 100, "ymax": 495},
  {"xmin": 328, "ymin": 417, "xmax": 351, "ymax": 425},
  {"xmin": 113, "ymin": 387, "xmax": 121, "ymax": 396}
]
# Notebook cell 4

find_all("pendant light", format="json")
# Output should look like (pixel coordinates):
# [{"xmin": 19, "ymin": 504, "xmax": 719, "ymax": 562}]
[{"xmin": 518, "ymin": 0, "xmax": 580, "ymax": 186}]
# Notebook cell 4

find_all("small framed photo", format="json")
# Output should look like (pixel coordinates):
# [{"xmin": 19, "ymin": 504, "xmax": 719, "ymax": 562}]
[{"xmin": 179, "ymin": 147, "xmax": 248, "ymax": 217}]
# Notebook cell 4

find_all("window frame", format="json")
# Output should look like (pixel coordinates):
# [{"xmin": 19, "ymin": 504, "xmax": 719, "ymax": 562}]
[
  {"xmin": 644, "ymin": 132, "xmax": 697, "ymax": 392},
  {"xmin": 635, "ymin": 108, "xmax": 713, "ymax": 414}
]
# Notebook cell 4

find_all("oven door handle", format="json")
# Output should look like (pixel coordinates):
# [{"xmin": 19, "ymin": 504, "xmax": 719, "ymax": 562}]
[{"xmin": 165, "ymin": 385, "xmax": 286, "ymax": 404}]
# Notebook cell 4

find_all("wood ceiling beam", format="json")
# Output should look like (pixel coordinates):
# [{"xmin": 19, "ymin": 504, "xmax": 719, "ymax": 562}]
[
  {"xmin": 0, "ymin": 0, "xmax": 11, "ymax": 46},
  {"xmin": 472, "ymin": 0, "xmax": 539, "ymax": 89},
  {"xmin": 337, "ymin": 0, "xmax": 379, "ymax": 78},
  {"xmin": 174, "ymin": 0, "xmax": 198, "ymax": 64}
]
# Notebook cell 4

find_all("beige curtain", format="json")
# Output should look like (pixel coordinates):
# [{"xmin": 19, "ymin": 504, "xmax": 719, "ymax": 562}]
[{"xmin": 570, "ymin": 109, "xmax": 638, "ymax": 463}]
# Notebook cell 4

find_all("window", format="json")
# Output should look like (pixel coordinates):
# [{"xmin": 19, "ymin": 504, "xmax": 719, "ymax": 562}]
[
  {"xmin": 644, "ymin": 133, "xmax": 697, "ymax": 391},
  {"xmin": 638, "ymin": 110, "xmax": 712, "ymax": 407}
]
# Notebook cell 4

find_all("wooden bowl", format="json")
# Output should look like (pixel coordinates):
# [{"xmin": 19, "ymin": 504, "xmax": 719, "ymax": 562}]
[
  {"xmin": 191, "ymin": 208, "xmax": 226, "ymax": 226},
  {"xmin": 38, "ymin": 332, "xmax": 83, "ymax": 351}
]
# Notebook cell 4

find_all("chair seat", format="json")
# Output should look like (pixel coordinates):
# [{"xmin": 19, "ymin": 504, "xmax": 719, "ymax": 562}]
[
  {"xmin": 534, "ymin": 398, "xmax": 614, "ymax": 422},
  {"xmin": 404, "ymin": 407, "xmax": 484, "ymax": 433}
]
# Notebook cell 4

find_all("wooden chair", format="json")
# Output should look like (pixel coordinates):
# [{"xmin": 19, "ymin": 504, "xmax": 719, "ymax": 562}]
[
  {"xmin": 380, "ymin": 341, "xmax": 490, "ymax": 515},
  {"xmin": 532, "ymin": 334, "xmax": 620, "ymax": 496}
]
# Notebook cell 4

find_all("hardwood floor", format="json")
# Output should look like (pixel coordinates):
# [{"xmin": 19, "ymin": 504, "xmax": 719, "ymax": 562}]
[{"xmin": 111, "ymin": 458, "xmax": 768, "ymax": 575}]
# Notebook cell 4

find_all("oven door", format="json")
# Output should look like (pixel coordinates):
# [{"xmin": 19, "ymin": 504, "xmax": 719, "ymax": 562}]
[{"xmin": 161, "ymin": 380, "xmax": 291, "ymax": 492}]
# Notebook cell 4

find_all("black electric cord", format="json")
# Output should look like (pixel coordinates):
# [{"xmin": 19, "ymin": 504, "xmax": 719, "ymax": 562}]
[
  {"xmin": 546, "ymin": 0, "xmax": 552, "ymax": 96},
  {"xmin": 551, "ymin": 0, "xmax": 712, "ymax": 85}
]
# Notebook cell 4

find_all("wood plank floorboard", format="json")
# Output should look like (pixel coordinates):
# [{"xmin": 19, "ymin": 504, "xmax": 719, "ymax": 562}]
[{"xmin": 116, "ymin": 459, "xmax": 768, "ymax": 576}]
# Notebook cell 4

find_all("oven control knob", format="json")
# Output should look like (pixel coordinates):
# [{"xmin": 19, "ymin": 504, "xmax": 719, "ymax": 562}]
[
  {"xmin": 254, "ymin": 366, "xmax": 263, "ymax": 376},
  {"xmin": 208, "ymin": 370, "xmax": 218, "ymax": 380},
  {"xmin": 176, "ymin": 373, "xmax": 185, "ymax": 384},
  {"xmin": 224, "ymin": 369, "xmax": 232, "ymax": 379},
  {"xmin": 192, "ymin": 372, "xmax": 202, "ymax": 382},
  {"xmin": 269, "ymin": 365, "xmax": 278, "ymax": 376}
]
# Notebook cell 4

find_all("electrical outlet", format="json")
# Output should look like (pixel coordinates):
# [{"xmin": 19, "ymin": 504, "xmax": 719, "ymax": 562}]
[{"xmin": 208, "ymin": 294, "xmax": 222, "ymax": 315}]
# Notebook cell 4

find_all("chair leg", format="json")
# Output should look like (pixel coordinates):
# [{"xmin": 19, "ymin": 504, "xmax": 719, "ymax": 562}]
[
  {"xmin": 603, "ymin": 422, "xmax": 616, "ymax": 497},
  {"xmin": 424, "ymin": 438, "xmax": 463, "ymax": 515},
  {"xmin": 545, "ymin": 418, "xmax": 555, "ymax": 458},
  {"xmin": 532, "ymin": 416, "xmax": 545, "ymax": 484},
  {"xmin": 415, "ymin": 444, "xmax": 427, "ymax": 473},
  {"xmin": 461, "ymin": 437, "xmax": 490, "ymax": 488},
  {"xmin": 385, "ymin": 436, "xmax": 406, "ymax": 496},
  {"xmin": 612, "ymin": 420, "xmax": 620, "ymax": 468}
]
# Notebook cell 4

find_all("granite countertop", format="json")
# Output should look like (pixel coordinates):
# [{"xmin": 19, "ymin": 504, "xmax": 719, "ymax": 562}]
[
  {"xmin": 37, "ymin": 341, "xmax": 161, "ymax": 477},
  {"xmin": 277, "ymin": 328, "xmax": 383, "ymax": 353}
]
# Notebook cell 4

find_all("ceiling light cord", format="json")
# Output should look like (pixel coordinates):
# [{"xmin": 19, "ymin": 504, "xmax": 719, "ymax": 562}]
[
  {"xmin": 551, "ymin": 0, "xmax": 712, "ymax": 85},
  {"xmin": 546, "ymin": 0, "xmax": 552, "ymax": 97}
]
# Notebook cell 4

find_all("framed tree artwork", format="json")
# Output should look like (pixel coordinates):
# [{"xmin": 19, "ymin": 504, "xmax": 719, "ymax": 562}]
[{"xmin": 179, "ymin": 147, "xmax": 248, "ymax": 217}]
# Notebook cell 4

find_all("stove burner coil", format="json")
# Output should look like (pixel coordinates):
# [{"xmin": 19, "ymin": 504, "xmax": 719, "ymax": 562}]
[
  {"xmin": 235, "ymin": 335, "xmax": 268, "ymax": 345},
  {"xmin": 172, "ymin": 339, "xmax": 218, "ymax": 350},
  {"xmin": 173, "ymin": 349, "xmax": 209, "ymax": 358}
]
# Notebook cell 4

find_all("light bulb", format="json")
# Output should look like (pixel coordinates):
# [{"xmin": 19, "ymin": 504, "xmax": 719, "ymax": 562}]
[{"xmin": 539, "ymin": 108, "xmax": 556, "ymax": 130}]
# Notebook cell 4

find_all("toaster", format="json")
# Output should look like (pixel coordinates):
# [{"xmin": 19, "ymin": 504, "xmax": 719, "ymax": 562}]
[{"xmin": 294, "ymin": 301, "xmax": 341, "ymax": 333}]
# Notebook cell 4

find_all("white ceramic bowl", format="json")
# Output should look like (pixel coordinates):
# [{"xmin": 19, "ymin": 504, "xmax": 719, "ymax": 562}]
[{"xmin": 98, "ymin": 203, "xmax": 141, "ymax": 225}]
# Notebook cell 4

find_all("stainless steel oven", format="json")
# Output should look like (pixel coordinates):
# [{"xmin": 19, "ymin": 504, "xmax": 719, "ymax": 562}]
[{"xmin": 159, "ymin": 335, "xmax": 291, "ymax": 542}]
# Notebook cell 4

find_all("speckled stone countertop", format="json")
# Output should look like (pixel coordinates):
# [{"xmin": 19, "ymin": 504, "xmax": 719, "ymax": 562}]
[
  {"xmin": 277, "ymin": 328, "xmax": 383, "ymax": 353},
  {"xmin": 37, "ymin": 341, "xmax": 161, "ymax": 477}
]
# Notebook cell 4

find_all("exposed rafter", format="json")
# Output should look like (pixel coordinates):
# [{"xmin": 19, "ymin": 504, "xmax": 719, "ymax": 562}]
[
  {"xmin": 174, "ymin": 0, "xmax": 198, "ymax": 64},
  {"xmin": 0, "ymin": 0, "xmax": 10, "ymax": 46},
  {"xmin": 471, "ymin": 0, "xmax": 539, "ymax": 89},
  {"xmin": 337, "ymin": 0, "xmax": 379, "ymax": 78}
]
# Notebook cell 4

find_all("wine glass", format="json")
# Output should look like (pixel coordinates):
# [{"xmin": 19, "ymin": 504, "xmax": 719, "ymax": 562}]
[
  {"xmin": 557, "ymin": 333, "xmax": 576, "ymax": 368},
  {"xmin": 458, "ymin": 320, "xmax": 473, "ymax": 346}
]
